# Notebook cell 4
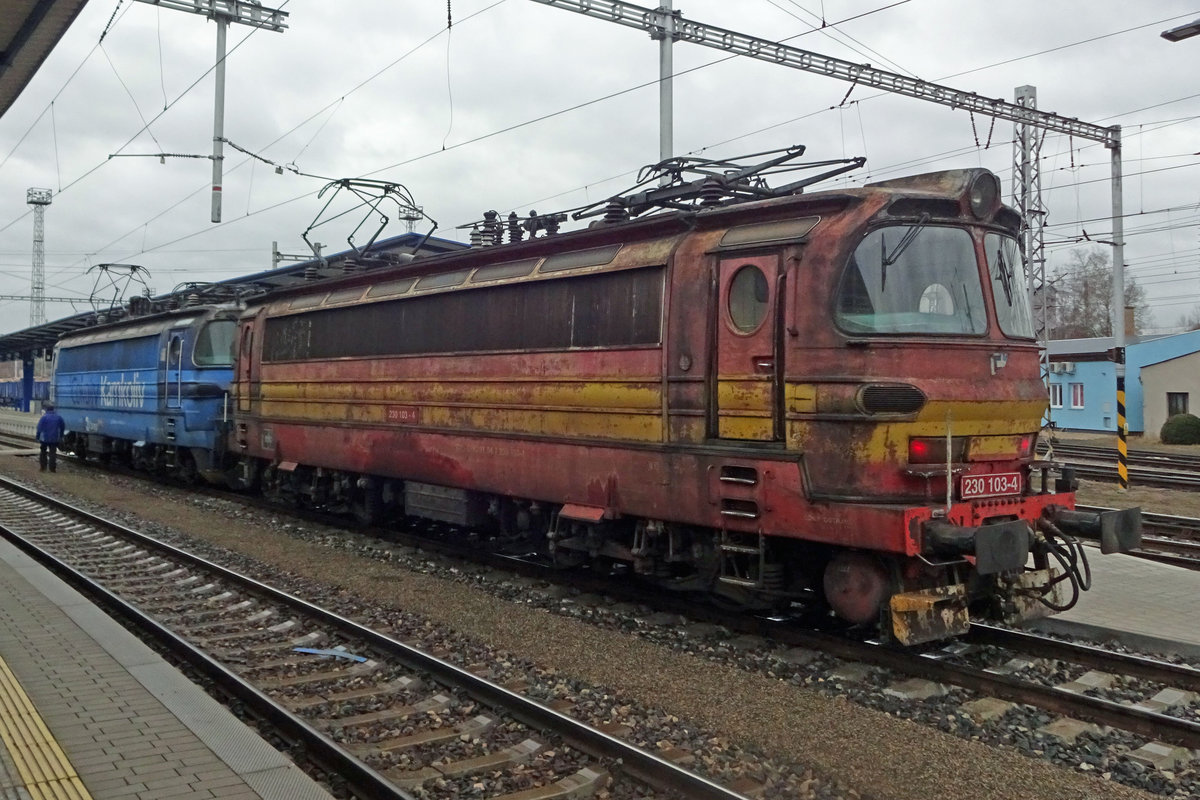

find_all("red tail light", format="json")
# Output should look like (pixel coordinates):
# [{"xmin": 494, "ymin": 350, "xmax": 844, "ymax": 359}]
[
  {"xmin": 908, "ymin": 437, "xmax": 968, "ymax": 465},
  {"xmin": 1018, "ymin": 433, "xmax": 1036, "ymax": 458}
]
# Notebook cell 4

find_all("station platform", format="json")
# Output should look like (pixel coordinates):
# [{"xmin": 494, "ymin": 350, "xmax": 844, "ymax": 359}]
[
  {"xmin": 0, "ymin": 537, "xmax": 333, "ymax": 800},
  {"xmin": 0, "ymin": 407, "xmax": 36, "ymax": 438},
  {"xmin": 1035, "ymin": 548, "xmax": 1200, "ymax": 658}
]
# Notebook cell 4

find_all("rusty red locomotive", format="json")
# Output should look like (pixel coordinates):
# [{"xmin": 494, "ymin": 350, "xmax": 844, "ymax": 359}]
[{"xmin": 217, "ymin": 153, "xmax": 1140, "ymax": 644}]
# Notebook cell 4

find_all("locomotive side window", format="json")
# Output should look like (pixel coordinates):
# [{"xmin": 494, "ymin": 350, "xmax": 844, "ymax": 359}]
[
  {"xmin": 728, "ymin": 265, "xmax": 770, "ymax": 333},
  {"xmin": 56, "ymin": 335, "xmax": 157, "ymax": 372},
  {"xmin": 986, "ymin": 233, "xmax": 1035, "ymax": 339},
  {"xmin": 263, "ymin": 267, "xmax": 664, "ymax": 361},
  {"xmin": 835, "ymin": 225, "xmax": 986, "ymax": 335},
  {"xmin": 193, "ymin": 320, "xmax": 237, "ymax": 366}
]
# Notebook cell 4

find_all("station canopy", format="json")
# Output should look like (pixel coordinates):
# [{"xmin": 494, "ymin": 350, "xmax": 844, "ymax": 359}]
[{"xmin": 1, "ymin": 0, "xmax": 91, "ymax": 118}]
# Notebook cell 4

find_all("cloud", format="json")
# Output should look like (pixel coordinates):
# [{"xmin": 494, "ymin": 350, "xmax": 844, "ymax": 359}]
[{"xmin": 0, "ymin": 0, "xmax": 1197, "ymax": 330}]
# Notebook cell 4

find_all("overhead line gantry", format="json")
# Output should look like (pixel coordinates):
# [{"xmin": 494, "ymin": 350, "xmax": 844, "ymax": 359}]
[{"xmin": 530, "ymin": 0, "xmax": 1130, "ymax": 486}]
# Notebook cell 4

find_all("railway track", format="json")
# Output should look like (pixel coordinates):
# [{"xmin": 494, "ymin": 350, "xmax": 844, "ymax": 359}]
[
  {"xmin": 0, "ymin": 475, "xmax": 752, "ymax": 800},
  {"xmin": 1042, "ymin": 441, "xmax": 1200, "ymax": 490},
  {"xmin": 1047, "ymin": 441, "xmax": 1200, "ymax": 471},
  {"xmin": 364, "ymin": 510, "xmax": 1200, "ymax": 755},
  {"xmin": 4, "ymin": 465, "xmax": 1200, "ymax": 794},
  {"xmin": 0, "ymin": 430, "xmax": 35, "ymax": 449},
  {"xmin": 203, "ymin": 472, "xmax": 1200, "ymax": 755},
  {"xmin": 1078, "ymin": 504, "xmax": 1200, "ymax": 570},
  {"xmin": 721, "ymin": 619, "xmax": 1200, "ymax": 753}
]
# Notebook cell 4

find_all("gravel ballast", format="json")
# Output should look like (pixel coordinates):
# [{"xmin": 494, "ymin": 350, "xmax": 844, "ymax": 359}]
[{"xmin": 0, "ymin": 450, "xmax": 1174, "ymax": 800}]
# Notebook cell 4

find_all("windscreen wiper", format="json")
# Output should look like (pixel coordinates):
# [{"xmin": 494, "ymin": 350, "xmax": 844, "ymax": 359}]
[
  {"xmin": 880, "ymin": 213, "xmax": 931, "ymax": 290},
  {"xmin": 994, "ymin": 245, "xmax": 1014, "ymax": 305}
]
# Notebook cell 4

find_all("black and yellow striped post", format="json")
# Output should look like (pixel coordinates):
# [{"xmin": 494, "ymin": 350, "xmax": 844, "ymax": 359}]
[
  {"xmin": 1112, "ymin": 345, "xmax": 1128, "ymax": 490},
  {"xmin": 1116, "ymin": 372, "xmax": 1128, "ymax": 489}
]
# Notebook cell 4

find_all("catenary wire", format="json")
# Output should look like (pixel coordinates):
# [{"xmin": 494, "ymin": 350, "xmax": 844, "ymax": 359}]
[{"xmin": 4, "ymin": 2, "xmax": 1195, "ymax": 307}]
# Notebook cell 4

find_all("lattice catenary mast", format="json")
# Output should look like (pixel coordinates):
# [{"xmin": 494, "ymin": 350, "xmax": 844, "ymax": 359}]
[
  {"xmin": 26, "ymin": 188, "xmax": 52, "ymax": 327},
  {"xmin": 1012, "ymin": 87, "xmax": 1049, "ymax": 403},
  {"xmin": 529, "ymin": 0, "xmax": 1131, "ymax": 488}
]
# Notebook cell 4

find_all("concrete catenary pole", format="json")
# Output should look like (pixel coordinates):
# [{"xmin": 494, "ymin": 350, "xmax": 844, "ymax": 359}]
[
  {"xmin": 652, "ymin": 2, "xmax": 678, "ymax": 186},
  {"xmin": 1110, "ymin": 129, "xmax": 1127, "ymax": 489},
  {"xmin": 211, "ymin": 16, "xmax": 228, "ymax": 223},
  {"xmin": 130, "ymin": 0, "xmax": 288, "ymax": 223}
]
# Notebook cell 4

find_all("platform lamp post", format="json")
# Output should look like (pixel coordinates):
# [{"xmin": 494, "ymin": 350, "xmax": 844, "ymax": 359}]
[
  {"xmin": 1159, "ymin": 30, "xmax": 1198, "ymax": 429},
  {"xmin": 1161, "ymin": 18, "xmax": 1200, "ymax": 41},
  {"xmin": 1106, "ymin": 18, "xmax": 1200, "ymax": 484}
]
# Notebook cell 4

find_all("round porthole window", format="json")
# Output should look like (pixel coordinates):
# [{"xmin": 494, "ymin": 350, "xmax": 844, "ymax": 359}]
[{"xmin": 729, "ymin": 265, "xmax": 769, "ymax": 332}]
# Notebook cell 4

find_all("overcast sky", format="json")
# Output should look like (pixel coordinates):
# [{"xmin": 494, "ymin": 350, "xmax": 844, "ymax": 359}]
[{"xmin": 0, "ymin": 0, "xmax": 1197, "ymax": 336}]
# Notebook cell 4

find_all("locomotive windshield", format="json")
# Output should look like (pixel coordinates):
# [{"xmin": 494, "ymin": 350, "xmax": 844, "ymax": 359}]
[
  {"xmin": 986, "ymin": 233, "xmax": 1035, "ymax": 339},
  {"xmin": 835, "ymin": 225, "xmax": 987, "ymax": 335},
  {"xmin": 193, "ymin": 319, "xmax": 236, "ymax": 366}
]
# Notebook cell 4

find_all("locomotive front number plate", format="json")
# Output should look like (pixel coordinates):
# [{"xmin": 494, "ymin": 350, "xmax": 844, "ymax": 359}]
[{"xmin": 961, "ymin": 472, "xmax": 1022, "ymax": 499}]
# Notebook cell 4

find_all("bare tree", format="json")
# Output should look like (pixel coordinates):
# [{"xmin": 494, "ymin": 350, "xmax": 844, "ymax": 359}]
[
  {"xmin": 1047, "ymin": 247, "xmax": 1149, "ymax": 338},
  {"xmin": 1173, "ymin": 307, "xmax": 1200, "ymax": 332}
]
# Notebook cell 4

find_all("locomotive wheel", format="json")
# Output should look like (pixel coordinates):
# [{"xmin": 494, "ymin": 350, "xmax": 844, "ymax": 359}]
[
  {"xmin": 550, "ymin": 547, "xmax": 586, "ymax": 569},
  {"xmin": 822, "ymin": 551, "xmax": 893, "ymax": 625},
  {"xmin": 352, "ymin": 479, "xmax": 383, "ymax": 527},
  {"xmin": 709, "ymin": 587, "xmax": 778, "ymax": 614},
  {"xmin": 176, "ymin": 450, "xmax": 199, "ymax": 485}
]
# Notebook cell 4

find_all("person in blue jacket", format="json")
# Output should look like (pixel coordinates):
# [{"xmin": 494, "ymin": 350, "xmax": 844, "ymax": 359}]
[{"xmin": 35, "ymin": 403, "xmax": 66, "ymax": 473}]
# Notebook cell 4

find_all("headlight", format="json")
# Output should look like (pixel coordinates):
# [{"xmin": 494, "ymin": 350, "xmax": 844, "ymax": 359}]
[{"xmin": 968, "ymin": 172, "xmax": 1001, "ymax": 219}]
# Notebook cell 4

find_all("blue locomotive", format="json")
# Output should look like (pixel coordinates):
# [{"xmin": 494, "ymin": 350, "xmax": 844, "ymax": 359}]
[{"xmin": 52, "ymin": 305, "xmax": 238, "ymax": 482}]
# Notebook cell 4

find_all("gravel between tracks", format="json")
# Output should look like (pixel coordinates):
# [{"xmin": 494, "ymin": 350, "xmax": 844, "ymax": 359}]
[
  {"xmin": 0, "ymin": 451, "xmax": 1167, "ymax": 800},
  {"xmin": 1052, "ymin": 431, "xmax": 1200, "ymax": 517}
]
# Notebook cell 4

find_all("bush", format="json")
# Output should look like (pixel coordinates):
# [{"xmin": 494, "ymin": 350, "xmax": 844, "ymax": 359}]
[{"xmin": 1160, "ymin": 413, "xmax": 1200, "ymax": 444}]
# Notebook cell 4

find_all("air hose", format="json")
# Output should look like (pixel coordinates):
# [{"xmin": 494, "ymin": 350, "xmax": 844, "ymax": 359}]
[{"xmin": 1033, "ymin": 517, "xmax": 1092, "ymax": 612}]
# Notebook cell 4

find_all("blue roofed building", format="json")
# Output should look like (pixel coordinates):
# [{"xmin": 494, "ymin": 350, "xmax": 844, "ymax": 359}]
[{"xmin": 1047, "ymin": 329, "xmax": 1200, "ymax": 436}]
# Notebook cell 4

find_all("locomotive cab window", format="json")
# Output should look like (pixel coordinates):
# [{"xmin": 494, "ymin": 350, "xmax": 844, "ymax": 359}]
[
  {"xmin": 728, "ymin": 264, "xmax": 770, "ymax": 333},
  {"xmin": 836, "ymin": 225, "xmax": 987, "ymax": 335},
  {"xmin": 986, "ymin": 233, "xmax": 1035, "ymax": 339},
  {"xmin": 194, "ymin": 319, "xmax": 237, "ymax": 366}
]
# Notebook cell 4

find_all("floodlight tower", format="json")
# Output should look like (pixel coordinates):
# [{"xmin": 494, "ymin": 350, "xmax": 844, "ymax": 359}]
[{"xmin": 26, "ymin": 188, "xmax": 52, "ymax": 327}]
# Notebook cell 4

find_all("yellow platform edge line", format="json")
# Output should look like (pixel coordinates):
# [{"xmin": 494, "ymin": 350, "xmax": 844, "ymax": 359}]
[
  {"xmin": 0, "ymin": 655, "xmax": 93, "ymax": 799},
  {"xmin": 29, "ymin": 776, "xmax": 90, "ymax": 800},
  {"xmin": 0, "ymin": 680, "xmax": 77, "ymax": 786}
]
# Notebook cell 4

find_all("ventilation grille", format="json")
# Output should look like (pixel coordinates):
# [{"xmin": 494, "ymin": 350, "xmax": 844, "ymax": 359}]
[{"xmin": 860, "ymin": 384, "xmax": 926, "ymax": 414}]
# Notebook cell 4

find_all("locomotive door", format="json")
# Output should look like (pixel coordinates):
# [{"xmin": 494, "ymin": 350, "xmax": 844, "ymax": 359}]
[
  {"xmin": 713, "ymin": 254, "xmax": 783, "ymax": 441},
  {"xmin": 236, "ymin": 322, "xmax": 256, "ymax": 413},
  {"xmin": 165, "ymin": 332, "xmax": 185, "ymax": 409}
]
